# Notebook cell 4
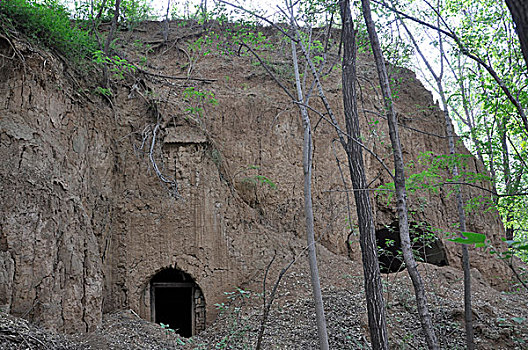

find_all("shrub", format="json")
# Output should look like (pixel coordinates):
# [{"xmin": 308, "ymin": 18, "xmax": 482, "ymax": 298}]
[{"xmin": 0, "ymin": 0, "xmax": 97, "ymax": 61}]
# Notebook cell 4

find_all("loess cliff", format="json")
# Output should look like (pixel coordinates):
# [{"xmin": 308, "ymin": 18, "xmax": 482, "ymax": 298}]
[{"xmin": 0, "ymin": 20, "xmax": 527, "ymax": 349}]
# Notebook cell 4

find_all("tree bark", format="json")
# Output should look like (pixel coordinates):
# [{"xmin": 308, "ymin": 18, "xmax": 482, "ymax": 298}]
[
  {"xmin": 104, "ymin": 0, "xmax": 121, "ymax": 55},
  {"xmin": 499, "ymin": 116, "xmax": 515, "ymax": 241},
  {"xmin": 505, "ymin": 0, "xmax": 528, "ymax": 68},
  {"xmin": 441, "ymin": 63, "xmax": 476, "ymax": 350},
  {"xmin": 339, "ymin": 1, "xmax": 389, "ymax": 349},
  {"xmin": 394, "ymin": 12, "xmax": 475, "ymax": 348},
  {"xmin": 360, "ymin": 0, "xmax": 439, "ymax": 348},
  {"xmin": 102, "ymin": 0, "xmax": 121, "ymax": 86},
  {"xmin": 291, "ymin": 37, "xmax": 330, "ymax": 350}
]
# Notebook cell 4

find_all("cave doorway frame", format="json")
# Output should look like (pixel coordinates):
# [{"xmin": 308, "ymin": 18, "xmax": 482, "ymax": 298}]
[{"xmin": 149, "ymin": 268, "xmax": 205, "ymax": 337}]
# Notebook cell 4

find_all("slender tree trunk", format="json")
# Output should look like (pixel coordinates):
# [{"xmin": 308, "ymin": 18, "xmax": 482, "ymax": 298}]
[
  {"xmin": 291, "ymin": 38, "xmax": 330, "ymax": 350},
  {"xmin": 441, "ymin": 79, "xmax": 476, "ymax": 350},
  {"xmin": 395, "ymin": 12, "xmax": 475, "ymax": 348},
  {"xmin": 360, "ymin": 1, "xmax": 439, "ymax": 348},
  {"xmin": 102, "ymin": 0, "xmax": 121, "ymax": 86},
  {"xmin": 339, "ymin": 1, "xmax": 389, "ymax": 349},
  {"xmin": 499, "ymin": 117, "xmax": 515, "ymax": 241},
  {"xmin": 163, "ymin": 0, "xmax": 171, "ymax": 43},
  {"xmin": 104, "ymin": 0, "xmax": 121, "ymax": 55}
]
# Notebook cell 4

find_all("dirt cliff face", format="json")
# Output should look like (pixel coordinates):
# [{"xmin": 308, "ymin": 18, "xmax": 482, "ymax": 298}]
[
  {"xmin": 0, "ymin": 21, "xmax": 512, "ymax": 333},
  {"xmin": 0, "ymin": 37, "xmax": 105, "ymax": 331}
]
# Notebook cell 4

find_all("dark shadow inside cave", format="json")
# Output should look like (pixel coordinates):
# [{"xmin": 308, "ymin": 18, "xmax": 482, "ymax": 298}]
[
  {"xmin": 150, "ymin": 267, "xmax": 205, "ymax": 337},
  {"xmin": 376, "ymin": 221, "xmax": 448, "ymax": 273}
]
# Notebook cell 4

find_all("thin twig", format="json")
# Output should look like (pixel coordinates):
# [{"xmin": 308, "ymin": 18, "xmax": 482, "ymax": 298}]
[
  {"xmin": 363, "ymin": 109, "xmax": 450, "ymax": 139},
  {"xmin": 294, "ymin": 101, "xmax": 395, "ymax": 179},
  {"xmin": 255, "ymin": 253, "xmax": 298, "ymax": 350},
  {"xmin": 508, "ymin": 261, "xmax": 528, "ymax": 292},
  {"xmin": 373, "ymin": 0, "xmax": 528, "ymax": 136},
  {"xmin": 139, "ymin": 67, "xmax": 216, "ymax": 82},
  {"xmin": 241, "ymin": 42, "xmax": 295, "ymax": 100}
]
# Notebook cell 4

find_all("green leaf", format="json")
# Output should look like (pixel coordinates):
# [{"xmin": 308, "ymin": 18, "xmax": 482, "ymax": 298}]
[
  {"xmin": 448, "ymin": 232, "xmax": 487, "ymax": 248},
  {"xmin": 254, "ymin": 175, "xmax": 277, "ymax": 189},
  {"xmin": 512, "ymin": 317, "xmax": 525, "ymax": 324}
]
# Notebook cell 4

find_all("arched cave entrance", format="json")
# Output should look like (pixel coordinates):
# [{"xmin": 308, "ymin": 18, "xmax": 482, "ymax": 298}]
[
  {"xmin": 376, "ymin": 222, "xmax": 448, "ymax": 273},
  {"xmin": 150, "ymin": 268, "xmax": 205, "ymax": 337}
]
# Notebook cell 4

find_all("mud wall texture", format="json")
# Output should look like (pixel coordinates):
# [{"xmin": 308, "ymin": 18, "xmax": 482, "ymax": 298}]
[
  {"xmin": 0, "ymin": 39, "xmax": 106, "ymax": 332},
  {"xmin": 0, "ymin": 24, "xmax": 511, "ymax": 333}
]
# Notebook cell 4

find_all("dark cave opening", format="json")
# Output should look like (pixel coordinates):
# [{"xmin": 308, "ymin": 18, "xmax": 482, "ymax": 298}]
[
  {"xmin": 150, "ymin": 268, "xmax": 205, "ymax": 337},
  {"xmin": 376, "ymin": 222, "xmax": 448, "ymax": 273}
]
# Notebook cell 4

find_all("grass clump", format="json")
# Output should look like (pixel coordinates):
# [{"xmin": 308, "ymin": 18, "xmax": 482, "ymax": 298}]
[{"xmin": 0, "ymin": 0, "xmax": 97, "ymax": 61}]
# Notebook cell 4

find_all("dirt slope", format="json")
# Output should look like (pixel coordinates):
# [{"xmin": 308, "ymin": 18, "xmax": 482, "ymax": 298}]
[{"xmin": 1, "ymin": 253, "xmax": 527, "ymax": 348}]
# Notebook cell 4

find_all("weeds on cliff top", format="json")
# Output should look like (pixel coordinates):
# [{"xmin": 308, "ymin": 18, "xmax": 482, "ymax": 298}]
[{"xmin": 0, "ymin": 0, "xmax": 97, "ymax": 62}]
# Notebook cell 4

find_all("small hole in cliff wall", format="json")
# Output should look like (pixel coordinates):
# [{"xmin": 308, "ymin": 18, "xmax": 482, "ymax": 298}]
[
  {"xmin": 376, "ymin": 221, "xmax": 448, "ymax": 273},
  {"xmin": 150, "ymin": 268, "xmax": 205, "ymax": 337}
]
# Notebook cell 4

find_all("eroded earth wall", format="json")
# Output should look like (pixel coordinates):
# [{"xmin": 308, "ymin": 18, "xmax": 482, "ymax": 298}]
[
  {"xmin": 0, "ymin": 24, "xmax": 512, "ymax": 333},
  {"xmin": 0, "ymin": 38, "xmax": 105, "ymax": 332}
]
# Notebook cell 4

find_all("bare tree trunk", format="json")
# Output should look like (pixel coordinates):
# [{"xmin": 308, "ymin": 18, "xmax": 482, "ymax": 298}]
[
  {"xmin": 163, "ymin": 0, "xmax": 171, "ymax": 43},
  {"xmin": 498, "ymin": 116, "xmax": 515, "ymax": 241},
  {"xmin": 102, "ymin": 0, "xmax": 121, "ymax": 86},
  {"xmin": 360, "ymin": 0, "xmax": 439, "ymax": 348},
  {"xmin": 104, "ymin": 0, "xmax": 121, "ymax": 55},
  {"xmin": 440, "ymin": 59, "xmax": 476, "ymax": 350},
  {"xmin": 339, "ymin": 1, "xmax": 389, "ymax": 348},
  {"xmin": 394, "ymin": 10, "xmax": 475, "ymax": 348},
  {"xmin": 443, "ymin": 85, "xmax": 475, "ymax": 349},
  {"xmin": 291, "ymin": 37, "xmax": 330, "ymax": 350}
]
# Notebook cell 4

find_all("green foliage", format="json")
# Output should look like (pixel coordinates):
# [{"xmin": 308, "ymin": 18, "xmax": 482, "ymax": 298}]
[
  {"xmin": 168, "ymin": 0, "xmax": 276, "ymax": 64},
  {"xmin": 0, "ymin": 0, "xmax": 96, "ymax": 61},
  {"xmin": 188, "ymin": 35, "xmax": 214, "ymax": 59},
  {"xmin": 309, "ymin": 39, "xmax": 325, "ymax": 65},
  {"xmin": 95, "ymin": 86, "xmax": 112, "ymax": 97},
  {"xmin": 183, "ymin": 87, "xmax": 217, "ymax": 103},
  {"xmin": 218, "ymin": 25, "xmax": 273, "ymax": 57},
  {"xmin": 182, "ymin": 86, "xmax": 218, "ymax": 119},
  {"xmin": 242, "ymin": 174, "xmax": 277, "ymax": 189},
  {"xmin": 159, "ymin": 323, "xmax": 186, "ymax": 345},
  {"xmin": 496, "ymin": 316, "xmax": 526, "ymax": 345},
  {"xmin": 159, "ymin": 322, "xmax": 176, "ymax": 334},
  {"xmin": 448, "ymin": 231, "xmax": 487, "ymax": 248},
  {"xmin": 92, "ymin": 50, "xmax": 136, "ymax": 80},
  {"xmin": 156, "ymin": 288, "xmax": 255, "ymax": 349},
  {"xmin": 377, "ymin": 181, "xmax": 395, "ymax": 206},
  {"xmin": 377, "ymin": 221, "xmax": 441, "ymax": 270},
  {"xmin": 498, "ymin": 238, "xmax": 528, "ymax": 261},
  {"xmin": 212, "ymin": 288, "xmax": 253, "ymax": 349},
  {"xmin": 72, "ymin": 0, "xmax": 154, "ymax": 26},
  {"xmin": 170, "ymin": 0, "xmax": 211, "ymax": 22},
  {"xmin": 368, "ymin": 0, "xmax": 414, "ymax": 66},
  {"xmin": 377, "ymin": 151, "xmax": 489, "ymax": 207},
  {"xmin": 236, "ymin": 165, "xmax": 277, "ymax": 190},
  {"xmin": 375, "ymin": 0, "xmax": 528, "ymax": 261},
  {"xmin": 298, "ymin": 0, "xmax": 339, "ymax": 26}
]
